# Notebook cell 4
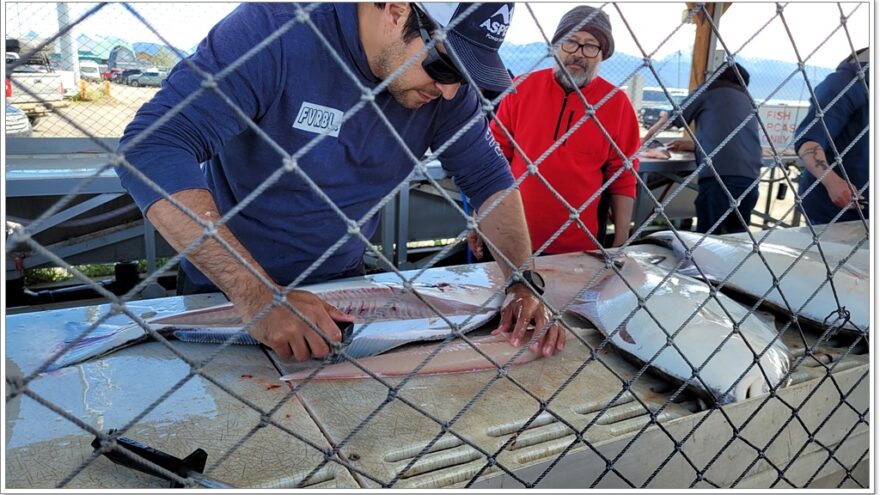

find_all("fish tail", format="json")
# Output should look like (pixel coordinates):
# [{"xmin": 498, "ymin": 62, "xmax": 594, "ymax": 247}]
[{"xmin": 48, "ymin": 322, "xmax": 143, "ymax": 371}]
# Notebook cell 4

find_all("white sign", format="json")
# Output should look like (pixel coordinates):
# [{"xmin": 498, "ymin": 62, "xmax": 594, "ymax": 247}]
[{"xmin": 757, "ymin": 103, "xmax": 810, "ymax": 154}]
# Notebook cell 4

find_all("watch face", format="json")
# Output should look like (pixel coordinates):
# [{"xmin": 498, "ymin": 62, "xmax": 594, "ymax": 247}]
[{"xmin": 524, "ymin": 270, "xmax": 545, "ymax": 294}]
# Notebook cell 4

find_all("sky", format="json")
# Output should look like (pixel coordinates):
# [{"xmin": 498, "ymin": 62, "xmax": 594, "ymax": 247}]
[{"xmin": 3, "ymin": 2, "xmax": 871, "ymax": 69}]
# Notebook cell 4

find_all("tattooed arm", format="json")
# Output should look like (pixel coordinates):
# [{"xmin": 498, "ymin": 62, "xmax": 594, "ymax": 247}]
[{"xmin": 796, "ymin": 141, "xmax": 863, "ymax": 209}]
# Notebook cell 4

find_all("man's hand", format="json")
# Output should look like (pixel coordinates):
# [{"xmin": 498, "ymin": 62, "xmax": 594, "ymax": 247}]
[
  {"xmin": 822, "ymin": 173, "xmax": 864, "ymax": 210},
  {"xmin": 667, "ymin": 138, "xmax": 695, "ymax": 152},
  {"xmin": 797, "ymin": 141, "xmax": 863, "ymax": 211},
  {"xmin": 244, "ymin": 289, "xmax": 357, "ymax": 362},
  {"xmin": 466, "ymin": 229, "xmax": 485, "ymax": 260},
  {"xmin": 146, "ymin": 190, "xmax": 360, "ymax": 362},
  {"xmin": 491, "ymin": 285, "xmax": 565, "ymax": 357},
  {"xmin": 475, "ymin": 189, "xmax": 565, "ymax": 357}
]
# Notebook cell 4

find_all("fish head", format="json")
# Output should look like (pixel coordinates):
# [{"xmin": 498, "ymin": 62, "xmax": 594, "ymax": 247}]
[{"xmin": 726, "ymin": 346, "xmax": 791, "ymax": 403}]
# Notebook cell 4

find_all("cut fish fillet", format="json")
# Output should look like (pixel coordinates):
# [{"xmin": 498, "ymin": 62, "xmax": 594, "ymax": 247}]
[{"xmin": 281, "ymin": 334, "xmax": 540, "ymax": 381}]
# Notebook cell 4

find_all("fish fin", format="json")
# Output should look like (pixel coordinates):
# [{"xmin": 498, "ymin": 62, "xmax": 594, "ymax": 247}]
[
  {"xmin": 565, "ymin": 289, "xmax": 602, "ymax": 328},
  {"xmin": 170, "ymin": 327, "xmax": 260, "ymax": 345},
  {"xmin": 583, "ymin": 250, "xmax": 625, "ymax": 269}
]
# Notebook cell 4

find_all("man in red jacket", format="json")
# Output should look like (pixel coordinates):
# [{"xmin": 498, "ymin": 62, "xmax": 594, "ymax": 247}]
[{"xmin": 474, "ymin": 5, "xmax": 640, "ymax": 256}]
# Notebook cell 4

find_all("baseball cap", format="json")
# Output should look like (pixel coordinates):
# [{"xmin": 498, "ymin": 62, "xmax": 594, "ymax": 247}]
[{"xmin": 417, "ymin": 3, "xmax": 515, "ymax": 92}]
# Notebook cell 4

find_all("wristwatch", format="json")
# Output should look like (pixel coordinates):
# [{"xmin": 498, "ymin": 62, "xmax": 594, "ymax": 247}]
[{"xmin": 507, "ymin": 269, "xmax": 546, "ymax": 296}]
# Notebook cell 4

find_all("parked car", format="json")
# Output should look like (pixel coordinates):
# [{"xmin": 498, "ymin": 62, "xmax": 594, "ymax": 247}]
[
  {"xmin": 102, "ymin": 68, "xmax": 123, "ymax": 81},
  {"xmin": 5, "ymin": 49, "xmax": 66, "ymax": 125},
  {"xmin": 639, "ymin": 87, "xmax": 688, "ymax": 128},
  {"xmin": 128, "ymin": 71, "xmax": 166, "ymax": 87},
  {"xmin": 79, "ymin": 60, "xmax": 102, "ymax": 82},
  {"xmin": 120, "ymin": 68, "xmax": 143, "ymax": 84},
  {"xmin": 5, "ymin": 102, "xmax": 33, "ymax": 136}
]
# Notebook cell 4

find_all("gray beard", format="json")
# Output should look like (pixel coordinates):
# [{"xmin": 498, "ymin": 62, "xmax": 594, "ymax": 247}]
[{"xmin": 553, "ymin": 64, "xmax": 597, "ymax": 92}]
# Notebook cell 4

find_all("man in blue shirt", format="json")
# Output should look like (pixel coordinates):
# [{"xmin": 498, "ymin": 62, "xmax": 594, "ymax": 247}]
[
  {"xmin": 667, "ymin": 62, "xmax": 763, "ymax": 234},
  {"xmin": 795, "ymin": 48, "xmax": 869, "ymax": 225},
  {"xmin": 118, "ymin": 3, "xmax": 565, "ymax": 362}
]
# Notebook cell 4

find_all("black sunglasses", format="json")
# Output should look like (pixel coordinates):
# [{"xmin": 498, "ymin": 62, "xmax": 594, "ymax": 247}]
[{"xmin": 413, "ymin": 7, "xmax": 464, "ymax": 85}]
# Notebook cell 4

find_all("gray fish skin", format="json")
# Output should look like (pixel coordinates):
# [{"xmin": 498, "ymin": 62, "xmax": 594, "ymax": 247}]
[
  {"xmin": 646, "ymin": 231, "xmax": 869, "ymax": 333},
  {"xmin": 569, "ymin": 253, "xmax": 791, "ymax": 405}
]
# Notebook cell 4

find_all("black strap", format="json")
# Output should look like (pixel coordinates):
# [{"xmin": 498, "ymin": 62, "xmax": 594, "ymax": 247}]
[{"xmin": 596, "ymin": 163, "xmax": 611, "ymax": 247}]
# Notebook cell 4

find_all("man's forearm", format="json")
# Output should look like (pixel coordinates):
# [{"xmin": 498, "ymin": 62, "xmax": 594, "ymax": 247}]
[
  {"xmin": 798, "ymin": 141, "xmax": 839, "ymax": 183},
  {"xmin": 476, "ymin": 189, "xmax": 533, "ymax": 278},
  {"xmin": 146, "ymin": 188, "xmax": 275, "ymax": 318},
  {"xmin": 610, "ymin": 194, "xmax": 634, "ymax": 245}
]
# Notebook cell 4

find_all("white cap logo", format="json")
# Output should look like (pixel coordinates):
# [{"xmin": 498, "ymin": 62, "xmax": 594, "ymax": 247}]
[{"xmin": 480, "ymin": 4, "xmax": 512, "ymax": 40}]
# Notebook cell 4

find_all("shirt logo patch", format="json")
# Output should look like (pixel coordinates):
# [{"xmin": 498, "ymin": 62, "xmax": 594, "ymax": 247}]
[{"xmin": 293, "ymin": 101, "xmax": 342, "ymax": 138}]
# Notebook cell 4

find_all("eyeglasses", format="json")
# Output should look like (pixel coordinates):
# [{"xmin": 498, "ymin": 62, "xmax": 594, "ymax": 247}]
[
  {"xmin": 413, "ymin": 6, "xmax": 464, "ymax": 85},
  {"xmin": 560, "ymin": 39, "xmax": 602, "ymax": 59}
]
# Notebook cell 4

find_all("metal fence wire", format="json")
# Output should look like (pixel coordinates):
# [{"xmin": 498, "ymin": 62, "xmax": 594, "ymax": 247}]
[{"xmin": 3, "ymin": 1, "xmax": 870, "ymax": 489}]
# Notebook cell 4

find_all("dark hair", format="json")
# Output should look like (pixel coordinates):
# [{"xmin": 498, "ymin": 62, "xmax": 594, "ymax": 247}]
[
  {"xmin": 840, "ymin": 47, "xmax": 869, "ymax": 66},
  {"xmin": 374, "ymin": 3, "xmax": 436, "ymax": 44},
  {"xmin": 710, "ymin": 62, "xmax": 750, "ymax": 89}
]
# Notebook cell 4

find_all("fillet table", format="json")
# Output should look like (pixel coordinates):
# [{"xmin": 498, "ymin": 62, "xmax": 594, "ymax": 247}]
[{"xmin": 4, "ymin": 238, "xmax": 869, "ymax": 488}]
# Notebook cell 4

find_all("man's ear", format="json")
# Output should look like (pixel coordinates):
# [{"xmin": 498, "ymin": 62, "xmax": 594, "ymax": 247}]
[{"xmin": 385, "ymin": 3, "xmax": 411, "ymax": 31}]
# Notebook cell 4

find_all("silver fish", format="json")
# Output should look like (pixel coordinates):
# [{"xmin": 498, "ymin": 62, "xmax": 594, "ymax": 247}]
[
  {"xmin": 727, "ymin": 228, "xmax": 869, "ymax": 274},
  {"xmin": 48, "ymin": 279, "xmax": 501, "ymax": 370},
  {"xmin": 645, "ymin": 231, "xmax": 869, "ymax": 334},
  {"xmin": 568, "ymin": 252, "xmax": 791, "ymax": 405}
]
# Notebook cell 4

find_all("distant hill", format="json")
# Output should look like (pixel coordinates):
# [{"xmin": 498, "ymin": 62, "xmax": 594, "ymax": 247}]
[{"xmin": 499, "ymin": 42, "xmax": 835, "ymax": 103}]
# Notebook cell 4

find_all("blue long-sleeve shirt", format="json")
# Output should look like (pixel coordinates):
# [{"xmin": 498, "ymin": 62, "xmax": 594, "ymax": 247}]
[
  {"xmin": 675, "ymin": 83, "xmax": 763, "ymax": 182},
  {"xmin": 117, "ymin": 3, "xmax": 514, "ymax": 287},
  {"xmin": 795, "ymin": 58, "xmax": 869, "ymax": 225}
]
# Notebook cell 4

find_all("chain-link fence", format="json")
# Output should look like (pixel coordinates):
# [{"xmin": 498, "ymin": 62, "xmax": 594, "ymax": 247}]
[{"xmin": 4, "ymin": 1, "xmax": 871, "ymax": 489}]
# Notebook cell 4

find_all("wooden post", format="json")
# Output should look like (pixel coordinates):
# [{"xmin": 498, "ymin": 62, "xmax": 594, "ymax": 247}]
[
  {"xmin": 79, "ymin": 79, "xmax": 87, "ymax": 100},
  {"xmin": 104, "ymin": 80, "xmax": 110, "ymax": 97},
  {"xmin": 685, "ymin": 2, "xmax": 730, "ymax": 135},
  {"xmin": 686, "ymin": 2, "xmax": 732, "ymax": 92},
  {"xmin": 688, "ymin": 3, "xmax": 714, "ymax": 93}
]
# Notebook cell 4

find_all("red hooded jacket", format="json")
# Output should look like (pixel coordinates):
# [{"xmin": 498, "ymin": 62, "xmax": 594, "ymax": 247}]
[{"xmin": 490, "ymin": 68, "xmax": 640, "ymax": 253}]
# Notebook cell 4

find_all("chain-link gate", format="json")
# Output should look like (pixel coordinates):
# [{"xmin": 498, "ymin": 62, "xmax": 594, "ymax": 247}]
[{"xmin": 4, "ymin": 2, "xmax": 870, "ymax": 489}]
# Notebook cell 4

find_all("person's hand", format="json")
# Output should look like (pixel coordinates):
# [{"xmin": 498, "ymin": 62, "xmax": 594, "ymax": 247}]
[
  {"xmin": 667, "ymin": 138, "xmax": 694, "ymax": 152},
  {"xmin": 244, "ymin": 289, "xmax": 357, "ymax": 361},
  {"xmin": 491, "ymin": 285, "xmax": 565, "ymax": 357},
  {"xmin": 823, "ymin": 174, "xmax": 864, "ymax": 210},
  {"xmin": 467, "ymin": 229, "xmax": 485, "ymax": 260}
]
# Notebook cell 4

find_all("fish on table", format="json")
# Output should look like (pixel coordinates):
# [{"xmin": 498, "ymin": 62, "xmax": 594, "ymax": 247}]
[
  {"xmin": 48, "ymin": 279, "xmax": 503, "ymax": 371},
  {"xmin": 280, "ymin": 333, "xmax": 541, "ymax": 382},
  {"xmin": 643, "ymin": 230, "xmax": 870, "ymax": 334},
  {"xmin": 567, "ymin": 252, "xmax": 792, "ymax": 405},
  {"xmin": 726, "ymin": 228, "xmax": 869, "ymax": 274},
  {"xmin": 638, "ymin": 148, "xmax": 672, "ymax": 160}
]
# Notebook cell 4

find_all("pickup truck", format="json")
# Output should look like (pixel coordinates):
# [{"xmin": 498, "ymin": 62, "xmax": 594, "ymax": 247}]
[
  {"xmin": 5, "ymin": 51, "xmax": 68, "ymax": 125},
  {"xmin": 638, "ymin": 87, "xmax": 688, "ymax": 128}
]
